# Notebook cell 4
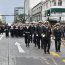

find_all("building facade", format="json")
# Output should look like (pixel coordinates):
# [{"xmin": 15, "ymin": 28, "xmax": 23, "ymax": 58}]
[
  {"xmin": 24, "ymin": 0, "xmax": 30, "ymax": 22},
  {"xmin": 32, "ymin": 0, "xmax": 65, "ymax": 23},
  {"xmin": 32, "ymin": 2, "xmax": 42, "ymax": 22},
  {"xmin": 14, "ymin": 7, "xmax": 24, "ymax": 23}
]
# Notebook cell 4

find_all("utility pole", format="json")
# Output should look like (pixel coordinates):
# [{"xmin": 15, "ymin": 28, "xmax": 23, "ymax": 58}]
[
  {"xmin": 24, "ymin": 0, "xmax": 25, "ymax": 21},
  {"xmin": 41, "ymin": 0, "xmax": 43, "ymax": 21}
]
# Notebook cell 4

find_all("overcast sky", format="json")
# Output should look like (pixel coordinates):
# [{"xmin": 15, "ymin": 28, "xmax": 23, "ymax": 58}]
[
  {"xmin": 0, "ymin": 0, "xmax": 24, "ymax": 23},
  {"xmin": 0, "ymin": 0, "xmax": 45, "ymax": 23}
]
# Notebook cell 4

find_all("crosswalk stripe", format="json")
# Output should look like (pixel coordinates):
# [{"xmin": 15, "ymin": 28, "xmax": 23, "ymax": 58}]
[{"xmin": 50, "ymin": 52, "xmax": 60, "ymax": 57}]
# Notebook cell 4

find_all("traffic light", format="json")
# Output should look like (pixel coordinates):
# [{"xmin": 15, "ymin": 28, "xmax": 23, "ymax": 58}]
[{"xmin": 47, "ymin": 10, "xmax": 50, "ymax": 16}]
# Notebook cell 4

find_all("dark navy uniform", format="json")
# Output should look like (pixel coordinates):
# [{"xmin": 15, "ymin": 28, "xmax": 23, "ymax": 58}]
[
  {"xmin": 41, "ymin": 25, "xmax": 46, "ymax": 49},
  {"xmin": 44, "ymin": 26, "xmax": 51, "ymax": 54},
  {"xmin": 24, "ymin": 26, "xmax": 30, "ymax": 47},
  {"xmin": 10, "ymin": 26, "xmax": 14, "ymax": 37},
  {"xmin": 29, "ymin": 25, "xmax": 34, "ymax": 43},
  {"xmin": 33, "ymin": 26, "xmax": 38, "ymax": 47},
  {"xmin": 19, "ymin": 27, "xmax": 23, "ymax": 37},
  {"xmin": 5, "ymin": 26, "xmax": 9, "ymax": 37},
  {"xmin": 36, "ymin": 25, "xmax": 42, "ymax": 49},
  {"xmin": 54, "ymin": 28, "xmax": 61, "ymax": 52}
]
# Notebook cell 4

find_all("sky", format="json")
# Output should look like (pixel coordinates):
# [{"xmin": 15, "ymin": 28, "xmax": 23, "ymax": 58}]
[
  {"xmin": 0, "ymin": 0, "xmax": 45, "ymax": 24},
  {"xmin": 0, "ymin": 0, "xmax": 24, "ymax": 23}
]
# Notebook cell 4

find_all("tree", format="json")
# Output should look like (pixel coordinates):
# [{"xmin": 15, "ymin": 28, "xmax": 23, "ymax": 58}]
[
  {"xmin": 0, "ymin": 19, "xmax": 2, "ymax": 25},
  {"xmin": 14, "ymin": 14, "xmax": 26, "ymax": 23}
]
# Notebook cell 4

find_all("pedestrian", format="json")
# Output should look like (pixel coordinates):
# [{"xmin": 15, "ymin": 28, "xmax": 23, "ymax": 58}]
[
  {"xmin": 36, "ymin": 23, "xmax": 42, "ymax": 49},
  {"xmin": 43, "ymin": 22, "xmax": 51, "ymax": 54},
  {"xmin": 41, "ymin": 24, "xmax": 46, "ymax": 49},
  {"xmin": 24, "ymin": 25, "xmax": 30, "ymax": 47},
  {"xmin": 5, "ymin": 26, "xmax": 9, "ymax": 37},
  {"xmin": 54, "ymin": 23, "xmax": 61, "ymax": 52},
  {"xmin": 10, "ymin": 26, "xmax": 14, "ymax": 37}
]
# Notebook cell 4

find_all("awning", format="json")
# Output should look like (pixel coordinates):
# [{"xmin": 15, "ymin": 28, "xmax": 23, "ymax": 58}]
[
  {"xmin": 45, "ymin": 8, "xmax": 65, "ymax": 16},
  {"xmin": 51, "ymin": 8, "xmax": 65, "ymax": 13}
]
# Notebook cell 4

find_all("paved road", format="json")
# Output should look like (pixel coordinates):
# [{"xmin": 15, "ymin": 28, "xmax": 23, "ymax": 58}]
[{"xmin": 0, "ymin": 33, "xmax": 65, "ymax": 65}]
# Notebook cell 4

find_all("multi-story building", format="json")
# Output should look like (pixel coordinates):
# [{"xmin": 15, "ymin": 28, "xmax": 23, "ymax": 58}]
[
  {"xmin": 24, "ymin": 0, "xmax": 30, "ymax": 22},
  {"xmin": 32, "ymin": 0, "xmax": 65, "ymax": 23},
  {"xmin": 24, "ymin": 0, "xmax": 42, "ymax": 22},
  {"xmin": 14, "ymin": 7, "xmax": 24, "ymax": 23},
  {"xmin": 32, "ymin": 2, "xmax": 42, "ymax": 22}
]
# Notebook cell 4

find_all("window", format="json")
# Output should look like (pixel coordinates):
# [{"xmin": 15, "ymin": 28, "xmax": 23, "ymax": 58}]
[
  {"xmin": 46, "ymin": 2, "xmax": 48, "ymax": 8},
  {"xmin": 58, "ymin": 0, "xmax": 62, "ymax": 6},
  {"xmin": 52, "ymin": 0, "xmax": 56, "ymax": 6},
  {"xmin": 50, "ymin": 1, "xmax": 51, "ymax": 7}
]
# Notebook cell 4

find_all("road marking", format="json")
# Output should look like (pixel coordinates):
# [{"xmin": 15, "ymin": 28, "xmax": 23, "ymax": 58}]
[
  {"xmin": 51, "ymin": 52, "xmax": 65, "ymax": 63},
  {"xmin": 50, "ymin": 52, "xmax": 60, "ymax": 57},
  {"xmin": 61, "ymin": 45, "xmax": 65, "ymax": 47},
  {"xmin": 51, "ymin": 56, "xmax": 58, "ymax": 65},
  {"xmin": 15, "ymin": 42, "xmax": 25, "ymax": 53},
  {"xmin": 40, "ymin": 57, "xmax": 50, "ymax": 65},
  {"xmin": 0, "ymin": 35, "xmax": 4, "ymax": 40},
  {"xmin": 62, "ymin": 59, "xmax": 65, "ymax": 63}
]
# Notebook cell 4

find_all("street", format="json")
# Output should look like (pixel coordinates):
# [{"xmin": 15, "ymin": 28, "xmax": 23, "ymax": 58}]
[{"xmin": 0, "ymin": 33, "xmax": 65, "ymax": 65}]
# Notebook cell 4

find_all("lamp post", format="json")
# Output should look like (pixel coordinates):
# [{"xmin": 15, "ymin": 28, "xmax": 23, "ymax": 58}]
[
  {"xmin": 8, "ymin": 42, "xmax": 10, "ymax": 65},
  {"xmin": 59, "ymin": 16, "xmax": 61, "ymax": 23},
  {"xmin": 24, "ymin": 0, "xmax": 25, "ymax": 21},
  {"xmin": 41, "ymin": 0, "xmax": 43, "ymax": 21}
]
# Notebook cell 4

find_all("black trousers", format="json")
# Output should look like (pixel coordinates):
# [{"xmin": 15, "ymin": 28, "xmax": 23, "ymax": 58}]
[
  {"xmin": 30, "ymin": 34, "xmax": 32, "ymax": 43},
  {"xmin": 55, "ymin": 39, "xmax": 61, "ymax": 52},
  {"xmin": 33, "ymin": 35, "xmax": 38, "ymax": 47},
  {"xmin": 25, "ymin": 36, "xmax": 30, "ymax": 47},
  {"xmin": 6, "ymin": 32, "xmax": 9, "ymax": 37},
  {"xmin": 41, "ymin": 37, "xmax": 45, "ymax": 49},
  {"xmin": 37, "ymin": 36, "xmax": 42, "ymax": 49},
  {"xmin": 44, "ymin": 38, "xmax": 51, "ymax": 53}
]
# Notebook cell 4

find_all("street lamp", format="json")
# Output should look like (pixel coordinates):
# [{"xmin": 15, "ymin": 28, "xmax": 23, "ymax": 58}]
[{"xmin": 58, "ymin": 17, "xmax": 61, "ymax": 23}]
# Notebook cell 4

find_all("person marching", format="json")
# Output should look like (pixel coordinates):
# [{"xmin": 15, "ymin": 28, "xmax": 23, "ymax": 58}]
[
  {"xmin": 43, "ymin": 22, "xmax": 51, "ymax": 54},
  {"xmin": 10, "ymin": 26, "xmax": 14, "ymax": 37},
  {"xmin": 41, "ymin": 23, "xmax": 46, "ymax": 49},
  {"xmin": 5, "ymin": 26, "xmax": 9, "ymax": 37},
  {"xmin": 24, "ymin": 24, "xmax": 30, "ymax": 47},
  {"xmin": 54, "ymin": 23, "xmax": 62, "ymax": 52},
  {"xmin": 33, "ymin": 24, "xmax": 38, "ymax": 47},
  {"xmin": 36, "ymin": 23, "xmax": 42, "ymax": 49}
]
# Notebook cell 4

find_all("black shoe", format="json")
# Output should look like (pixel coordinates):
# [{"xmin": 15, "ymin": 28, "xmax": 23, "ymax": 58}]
[
  {"xmin": 41, "ymin": 47, "xmax": 44, "ymax": 49},
  {"xmin": 48, "ymin": 52, "xmax": 50, "ymax": 54},
  {"xmin": 28, "ymin": 45, "xmax": 30, "ymax": 47},
  {"xmin": 56, "ymin": 50, "xmax": 58, "ymax": 52},
  {"xmin": 26, "ymin": 44, "xmax": 27, "ymax": 47},
  {"xmin": 35, "ymin": 45, "xmax": 36, "ymax": 47},
  {"xmin": 44, "ymin": 52, "xmax": 46, "ymax": 54},
  {"xmin": 58, "ymin": 50, "xmax": 60, "ymax": 52},
  {"xmin": 38, "ymin": 47, "xmax": 40, "ymax": 49}
]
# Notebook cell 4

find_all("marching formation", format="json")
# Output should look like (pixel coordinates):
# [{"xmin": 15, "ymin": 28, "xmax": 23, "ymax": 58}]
[{"xmin": 0, "ymin": 22, "xmax": 64, "ymax": 54}]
